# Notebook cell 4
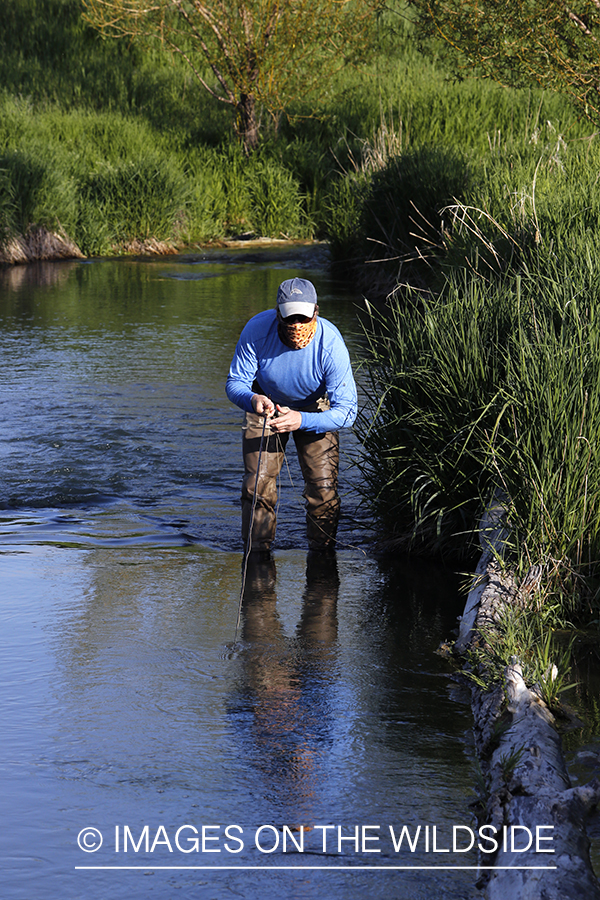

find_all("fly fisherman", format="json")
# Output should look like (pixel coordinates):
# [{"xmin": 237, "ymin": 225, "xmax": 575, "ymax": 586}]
[{"xmin": 226, "ymin": 277, "xmax": 357, "ymax": 553}]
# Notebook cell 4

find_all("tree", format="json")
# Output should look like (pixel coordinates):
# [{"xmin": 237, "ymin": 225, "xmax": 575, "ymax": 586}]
[
  {"xmin": 407, "ymin": 0, "xmax": 600, "ymax": 122},
  {"xmin": 82, "ymin": 0, "xmax": 381, "ymax": 151}
]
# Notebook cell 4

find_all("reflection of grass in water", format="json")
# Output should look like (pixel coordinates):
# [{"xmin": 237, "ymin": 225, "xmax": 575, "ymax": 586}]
[{"xmin": 0, "ymin": 259, "xmax": 78, "ymax": 291}]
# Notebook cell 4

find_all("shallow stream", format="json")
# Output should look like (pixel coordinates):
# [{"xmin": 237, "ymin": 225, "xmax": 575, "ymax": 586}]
[{"xmin": 1, "ymin": 248, "xmax": 482, "ymax": 899}]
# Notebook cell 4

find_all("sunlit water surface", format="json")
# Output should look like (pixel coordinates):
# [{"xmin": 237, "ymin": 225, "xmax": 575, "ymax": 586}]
[{"xmin": 0, "ymin": 250, "xmax": 480, "ymax": 899}]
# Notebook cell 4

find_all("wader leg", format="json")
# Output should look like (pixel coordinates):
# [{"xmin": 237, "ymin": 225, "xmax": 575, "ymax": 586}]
[
  {"xmin": 293, "ymin": 428, "xmax": 340, "ymax": 550},
  {"xmin": 241, "ymin": 411, "xmax": 288, "ymax": 551}
]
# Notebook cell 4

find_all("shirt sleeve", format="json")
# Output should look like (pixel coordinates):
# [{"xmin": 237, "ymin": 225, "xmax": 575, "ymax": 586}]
[{"xmin": 225, "ymin": 328, "xmax": 259, "ymax": 414}]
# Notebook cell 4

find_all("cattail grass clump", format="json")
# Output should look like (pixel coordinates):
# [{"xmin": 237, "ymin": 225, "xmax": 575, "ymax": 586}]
[
  {"xmin": 357, "ymin": 272, "xmax": 510, "ymax": 554},
  {"xmin": 358, "ymin": 253, "xmax": 600, "ymax": 612},
  {"xmin": 245, "ymin": 158, "xmax": 309, "ymax": 238},
  {"xmin": 76, "ymin": 156, "xmax": 189, "ymax": 257}
]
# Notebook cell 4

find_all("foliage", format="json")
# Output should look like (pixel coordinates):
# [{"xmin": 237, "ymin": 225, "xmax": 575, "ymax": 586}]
[
  {"xmin": 244, "ymin": 159, "xmax": 309, "ymax": 238},
  {"xmin": 0, "ymin": 0, "xmax": 598, "ymax": 257},
  {"xmin": 76, "ymin": 155, "xmax": 189, "ymax": 255},
  {"xmin": 0, "ymin": 0, "xmax": 161, "ymax": 111},
  {"xmin": 0, "ymin": 169, "xmax": 16, "ymax": 243},
  {"xmin": 334, "ymin": 144, "xmax": 471, "ymax": 288},
  {"xmin": 466, "ymin": 604, "xmax": 576, "ymax": 711},
  {"xmin": 0, "ymin": 146, "xmax": 78, "ymax": 236},
  {"xmin": 407, "ymin": 0, "xmax": 600, "ymax": 124},
  {"xmin": 498, "ymin": 746, "xmax": 525, "ymax": 783},
  {"xmin": 178, "ymin": 149, "xmax": 227, "ymax": 243},
  {"xmin": 357, "ymin": 276, "xmax": 504, "ymax": 553},
  {"xmin": 357, "ymin": 226, "xmax": 600, "ymax": 607},
  {"xmin": 0, "ymin": 99, "xmax": 317, "ymax": 251},
  {"xmin": 82, "ymin": 0, "xmax": 382, "ymax": 150}
]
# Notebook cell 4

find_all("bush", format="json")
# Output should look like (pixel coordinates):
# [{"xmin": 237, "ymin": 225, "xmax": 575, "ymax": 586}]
[
  {"xmin": 325, "ymin": 140, "xmax": 471, "ymax": 289},
  {"xmin": 0, "ymin": 167, "xmax": 16, "ymax": 241},
  {"xmin": 245, "ymin": 158, "xmax": 308, "ymax": 238},
  {"xmin": 178, "ymin": 150, "xmax": 226, "ymax": 243},
  {"xmin": 76, "ymin": 156, "xmax": 189, "ymax": 255},
  {"xmin": 360, "ymin": 146, "xmax": 470, "ymax": 281}
]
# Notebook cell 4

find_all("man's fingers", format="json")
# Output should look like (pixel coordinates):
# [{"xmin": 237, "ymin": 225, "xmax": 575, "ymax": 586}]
[
  {"xmin": 270, "ymin": 409, "xmax": 302, "ymax": 433},
  {"xmin": 252, "ymin": 393, "xmax": 275, "ymax": 417}
]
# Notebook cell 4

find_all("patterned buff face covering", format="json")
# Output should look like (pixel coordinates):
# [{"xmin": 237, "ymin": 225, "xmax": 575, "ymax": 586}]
[{"xmin": 277, "ymin": 308, "xmax": 318, "ymax": 350}]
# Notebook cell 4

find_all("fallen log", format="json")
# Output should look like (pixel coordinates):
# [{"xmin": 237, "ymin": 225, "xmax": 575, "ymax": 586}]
[{"xmin": 457, "ymin": 500, "xmax": 600, "ymax": 898}]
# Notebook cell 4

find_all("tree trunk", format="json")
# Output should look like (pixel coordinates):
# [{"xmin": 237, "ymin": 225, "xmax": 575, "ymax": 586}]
[{"xmin": 236, "ymin": 94, "xmax": 259, "ymax": 152}]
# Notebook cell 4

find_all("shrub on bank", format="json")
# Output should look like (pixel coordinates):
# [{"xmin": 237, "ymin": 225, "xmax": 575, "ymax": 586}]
[
  {"xmin": 245, "ymin": 158, "xmax": 309, "ymax": 238},
  {"xmin": 0, "ymin": 169, "xmax": 15, "ymax": 243}
]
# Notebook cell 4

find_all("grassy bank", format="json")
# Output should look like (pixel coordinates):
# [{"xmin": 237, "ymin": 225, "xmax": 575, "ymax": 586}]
[
  {"xmin": 355, "ymin": 144, "xmax": 600, "ymax": 622},
  {"xmin": 0, "ymin": 0, "xmax": 596, "ymax": 258},
  {"xmin": 0, "ymin": 102, "xmax": 319, "ymax": 255}
]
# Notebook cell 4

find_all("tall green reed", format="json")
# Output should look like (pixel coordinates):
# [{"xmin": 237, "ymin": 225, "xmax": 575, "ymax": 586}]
[
  {"xmin": 357, "ymin": 273, "xmax": 508, "ymax": 553},
  {"xmin": 0, "ymin": 146, "xmax": 77, "ymax": 236},
  {"xmin": 76, "ymin": 156, "xmax": 189, "ymax": 255},
  {"xmin": 358, "ymin": 251, "xmax": 600, "ymax": 614}
]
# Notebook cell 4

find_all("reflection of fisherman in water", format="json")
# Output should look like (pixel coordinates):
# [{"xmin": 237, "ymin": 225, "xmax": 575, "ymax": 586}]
[{"xmin": 230, "ymin": 552, "xmax": 340, "ymax": 823}]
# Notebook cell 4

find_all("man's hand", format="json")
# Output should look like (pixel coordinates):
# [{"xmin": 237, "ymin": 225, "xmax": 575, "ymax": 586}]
[
  {"xmin": 252, "ymin": 394, "xmax": 275, "ymax": 417},
  {"xmin": 269, "ymin": 405, "xmax": 302, "ymax": 433}
]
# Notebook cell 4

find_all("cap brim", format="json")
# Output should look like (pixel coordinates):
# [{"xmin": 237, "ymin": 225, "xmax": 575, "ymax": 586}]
[{"xmin": 278, "ymin": 300, "xmax": 316, "ymax": 318}]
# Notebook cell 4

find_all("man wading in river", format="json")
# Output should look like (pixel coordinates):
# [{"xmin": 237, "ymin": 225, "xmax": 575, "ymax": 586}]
[{"xmin": 226, "ymin": 278, "xmax": 357, "ymax": 553}]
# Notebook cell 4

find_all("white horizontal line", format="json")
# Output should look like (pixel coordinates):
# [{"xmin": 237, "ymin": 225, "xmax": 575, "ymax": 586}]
[{"xmin": 75, "ymin": 865, "xmax": 558, "ymax": 871}]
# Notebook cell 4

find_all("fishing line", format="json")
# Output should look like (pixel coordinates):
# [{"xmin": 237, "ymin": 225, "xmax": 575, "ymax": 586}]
[
  {"xmin": 234, "ymin": 414, "xmax": 367, "ymax": 644},
  {"xmin": 234, "ymin": 413, "xmax": 268, "ymax": 644}
]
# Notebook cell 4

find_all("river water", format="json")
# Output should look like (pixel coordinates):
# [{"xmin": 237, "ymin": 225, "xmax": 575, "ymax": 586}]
[{"xmin": 1, "ymin": 247, "xmax": 480, "ymax": 899}]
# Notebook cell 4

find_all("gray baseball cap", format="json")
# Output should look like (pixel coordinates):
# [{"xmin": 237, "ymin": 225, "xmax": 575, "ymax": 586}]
[{"xmin": 276, "ymin": 278, "xmax": 318, "ymax": 318}]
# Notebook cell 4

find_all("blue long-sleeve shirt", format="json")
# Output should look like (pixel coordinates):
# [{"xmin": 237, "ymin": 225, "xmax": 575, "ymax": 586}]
[{"xmin": 226, "ymin": 310, "xmax": 357, "ymax": 433}]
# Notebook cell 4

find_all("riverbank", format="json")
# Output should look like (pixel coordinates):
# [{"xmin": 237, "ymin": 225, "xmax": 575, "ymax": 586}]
[
  {"xmin": 356, "ymin": 228, "xmax": 600, "ymax": 613},
  {"xmin": 351, "ymin": 132, "xmax": 600, "ymax": 892},
  {"xmin": 0, "ymin": 230, "xmax": 327, "ymax": 266},
  {"xmin": 1, "ymin": 2, "xmax": 597, "ymax": 268}
]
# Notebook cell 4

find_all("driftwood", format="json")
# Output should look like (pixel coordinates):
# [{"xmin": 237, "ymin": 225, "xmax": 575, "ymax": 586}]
[{"xmin": 458, "ymin": 498, "xmax": 600, "ymax": 899}]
